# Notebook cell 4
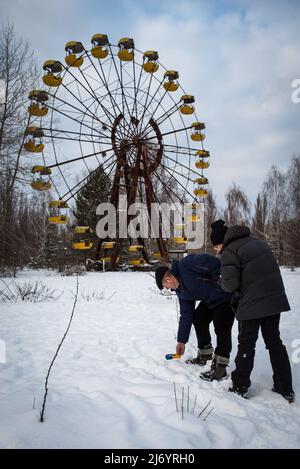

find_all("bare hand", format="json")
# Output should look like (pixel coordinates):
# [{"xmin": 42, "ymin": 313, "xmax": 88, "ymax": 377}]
[{"xmin": 176, "ymin": 342, "xmax": 185, "ymax": 356}]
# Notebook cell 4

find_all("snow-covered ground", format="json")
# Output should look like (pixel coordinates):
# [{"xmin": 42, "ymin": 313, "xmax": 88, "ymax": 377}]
[{"xmin": 0, "ymin": 268, "xmax": 299, "ymax": 449}]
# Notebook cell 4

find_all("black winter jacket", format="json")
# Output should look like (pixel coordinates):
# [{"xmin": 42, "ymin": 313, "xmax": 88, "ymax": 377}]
[
  {"xmin": 171, "ymin": 254, "xmax": 232, "ymax": 343},
  {"xmin": 221, "ymin": 225, "xmax": 290, "ymax": 320}
]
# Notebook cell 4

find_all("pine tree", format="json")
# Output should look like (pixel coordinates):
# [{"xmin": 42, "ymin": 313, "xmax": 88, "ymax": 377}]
[
  {"xmin": 75, "ymin": 166, "xmax": 111, "ymax": 229},
  {"xmin": 74, "ymin": 167, "xmax": 112, "ymax": 262}
]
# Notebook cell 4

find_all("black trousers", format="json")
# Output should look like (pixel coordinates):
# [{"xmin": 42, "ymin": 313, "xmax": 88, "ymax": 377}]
[
  {"xmin": 193, "ymin": 302, "xmax": 235, "ymax": 359},
  {"xmin": 231, "ymin": 313, "xmax": 293, "ymax": 393}
]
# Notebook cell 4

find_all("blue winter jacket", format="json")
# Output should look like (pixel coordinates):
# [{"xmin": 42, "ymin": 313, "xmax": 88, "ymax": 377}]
[{"xmin": 171, "ymin": 254, "xmax": 232, "ymax": 343}]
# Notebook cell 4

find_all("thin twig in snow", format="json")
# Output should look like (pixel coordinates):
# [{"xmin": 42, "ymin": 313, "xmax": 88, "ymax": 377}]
[
  {"xmin": 40, "ymin": 275, "xmax": 79, "ymax": 422},
  {"xmin": 197, "ymin": 399, "xmax": 212, "ymax": 419},
  {"xmin": 203, "ymin": 407, "xmax": 214, "ymax": 422},
  {"xmin": 173, "ymin": 382, "xmax": 178, "ymax": 412},
  {"xmin": 192, "ymin": 394, "xmax": 197, "ymax": 413}
]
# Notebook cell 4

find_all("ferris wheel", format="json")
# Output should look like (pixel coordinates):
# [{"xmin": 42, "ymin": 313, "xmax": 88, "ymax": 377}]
[{"xmin": 24, "ymin": 35, "xmax": 210, "ymax": 268}]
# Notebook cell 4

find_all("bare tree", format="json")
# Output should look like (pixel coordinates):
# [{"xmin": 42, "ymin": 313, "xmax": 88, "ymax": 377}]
[
  {"xmin": 252, "ymin": 192, "xmax": 268, "ymax": 239},
  {"xmin": 223, "ymin": 182, "xmax": 251, "ymax": 226},
  {"xmin": 262, "ymin": 165, "xmax": 287, "ymax": 263},
  {"xmin": 204, "ymin": 189, "xmax": 217, "ymax": 252},
  {"xmin": 0, "ymin": 22, "xmax": 39, "ymax": 270},
  {"xmin": 0, "ymin": 21, "xmax": 38, "ymax": 189}
]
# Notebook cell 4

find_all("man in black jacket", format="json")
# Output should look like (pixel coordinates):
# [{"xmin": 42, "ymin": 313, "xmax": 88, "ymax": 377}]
[
  {"xmin": 210, "ymin": 220, "xmax": 295, "ymax": 402},
  {"xmin": 155, "ymin": 253, "xmax": 235, "ymax": 381}
]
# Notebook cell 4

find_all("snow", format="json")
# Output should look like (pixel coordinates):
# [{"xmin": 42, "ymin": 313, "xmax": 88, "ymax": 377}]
[{"xmin": 0, "ymin": 268, "xmax": 300, "ymax": 449}]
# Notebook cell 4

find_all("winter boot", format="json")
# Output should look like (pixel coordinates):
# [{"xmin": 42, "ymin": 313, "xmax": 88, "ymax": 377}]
[
  {"xmin": 272, "ymin": 387, "xmax": 295, "ymax": 404},
  {"xmin": 228, "ymin": 385, "xmax": 248, "ymax": 398},
  {"xmin": 200, "ymin": 355, "xmax": 229, "ymax": 381},
  {"xmin": 185, "ymin": 346, "xmax": 214, "ymax": 365}
]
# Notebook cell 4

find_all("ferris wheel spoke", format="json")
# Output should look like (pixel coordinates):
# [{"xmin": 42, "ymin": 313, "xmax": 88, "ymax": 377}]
[
  {"xmin": 163, "ymin": 143, "xmax": 204, "ymax": 152},
  {"xmin": 41, "ymin": 127, "xmax": 106, "ymax": 139},
  {"xmin": 148, "ymin": 101, "xmax": 181, "ymax": 130},
  {"xmin": 137, "ymin": 75, "xmax": 166, "ymax": 129},
  {"xmin": 63, "ymin": 157, "xmax": 117, "ymax": 202},
  {"xmin": 162, "ymin": 152, "xmax": 200, "ymax": 177},
  {"xmin": 59, "ymin": 81, "xmax": 111, "ymax": 129},
  {"xmin": 108, "ymin": 45, "xmax": 133, "ymax": 130},
  {"xmin": 47, "ymin": 90, "xmax": 112, "ymax": 132},
  {"xmin": 131, "ymin": 59, "xmax": 144, "ymax": 122},
  {"xmin": 160, "ymin": 160, "xmax": 195, "ymax": 183},
  {"xmin": 120, "ymin": 61, "xmax": 138, "ymax": 133},
  {"xmin": 159, "ymin": 163, "xmax": 197, "ymax": 201},
  {"xmin": 47, "ymin": 147, "xmax": 114, "ymax": 169},
  {"xmin": 141, "ymin": 103, "xmax": 181, "ymax": 139},
  {"xmin": 78, "ymin": 107, "xmax": 98, "ymax": 175},
  {"xmin": 43, "ymin": 134, "xmax": 109, "ymax": 145},
  {"xmin": 41, "ymin": 150, "xmax": 63, "ymax": 201},
  {"xmin": 145, "ymin": 125, "xmax": 192, "ymax": 141},
  {"xmin": 76, "ymin": 68, "xmax": 114, "ymax": 123},
  {"xmin": 136, "ymin": 72, "xmax": 154, "ymax": 136},
  {"xmin": 63, "ymin": 66, "xmax": 116, "ymax": 127},
  {"xmin": 148, "ymin": 145, "xmax": 192, "ymax": 157},
  {"xmin": 48, "ymin": 102, "xmax": 78, "ymax": 200},
  {"xmin": 83, "ymin": 50, "xmax": 125, "ymax": 121},
  {"xmin": 151, "ymin": 168, "xmax": 186, "ymax": 205},
  {"xmin": 47, "ymin": 100, "xmax": 108, "ymax": 137},
  {"xmin": 124, "ymin": 59, "xmax": 144, "ymax": 138}
]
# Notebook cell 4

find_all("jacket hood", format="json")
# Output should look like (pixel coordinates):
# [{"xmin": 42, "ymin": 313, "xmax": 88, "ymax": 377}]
[{"xmin": 222, "ymin": 225, "xmax": 250, "ymax": 248}]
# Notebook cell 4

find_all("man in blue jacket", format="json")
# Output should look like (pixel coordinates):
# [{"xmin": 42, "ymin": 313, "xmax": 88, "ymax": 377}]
[{"xmin": 155, "ymin": 253, "xmax": 234, "ymax": 381}]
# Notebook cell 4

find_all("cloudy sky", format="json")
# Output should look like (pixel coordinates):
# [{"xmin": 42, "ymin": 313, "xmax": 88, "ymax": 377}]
[{"xmin": 1, "ymin": 0, "xmax": 300, "ymax": 208}]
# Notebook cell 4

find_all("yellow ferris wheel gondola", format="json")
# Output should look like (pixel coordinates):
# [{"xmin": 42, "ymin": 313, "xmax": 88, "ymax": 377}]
[
  {"xmin": 194, "ymin": 176, "xmax": 209, "ymax": 198},
  {"xmin": 91, "ymin": 34, "xmax": 109, "ymax": 59},
  {"xmin": 73, "ymin": 241, "xmax": 93, "ymax": 250},
  {"xmin": 31, "ymin": 165, "xmax": 52, "ymax": 191},
  {"xmin": 128, "ymin": 245, "xmax": 143, "ymax": 252},
  {"xmin": 65, "ymin": 41, "xmax": 84, "ymax": 67},
  {"xmin": 143, "ymin": 51, "xmax": 159, "ymax": 73},
  {"xmin": 73, "ymin": 225, "xmax": 93, "ymax": 250},
  {"xmin": 180, "ymin": 95, "xmax": 195, "ymax": 115},
  {"xmin": 24, "ymin": 127, "xmax": 45, "ymax": 153},
  {"xmin": 173, "ymin": 237, "xmax": 187, "ymax": 245},
  {"xmin": 74, "ymin": 226, "xmax": 92, "ymax": 234},
  {"xmin": 191, "ymin": 122, "xmax": 206, "ymax": 141},
  {"xmin": 28, "ymin": 90, "xmax": 49, "ymax": 117},
  {"xmin": 195, "ymin": 150, "xmax": 210, "ymax": 169},
  {"xmin": 42, "ymin": 60, "xmax": 63, "ymax": 87},
  {"xmin": 48, "ymin": 200, "xmax": 69, "ymax": 225},
  {"xmin": 102, "ymin": 241, "xmax": 116, "ymax": 249},
  {"xmin": 129, "ymin": 259, "xmax": 145, "ymax": 266},
  {"xmin": 118, "ymin": 38, "xmax": 134, "ymax": 62},
  {"xmin": 163, "ymin": 70, "xmax": 179, "ymax": 92}
]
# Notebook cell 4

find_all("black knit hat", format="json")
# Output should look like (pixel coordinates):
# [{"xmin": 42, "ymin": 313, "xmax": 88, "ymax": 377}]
[
  {"xmin": 210, "ymin": 219, "xmax": 228, "ymax": 246},
  {"xmin": 155, "ymin": 265, "xmax": 169, "ymax": 290}
]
